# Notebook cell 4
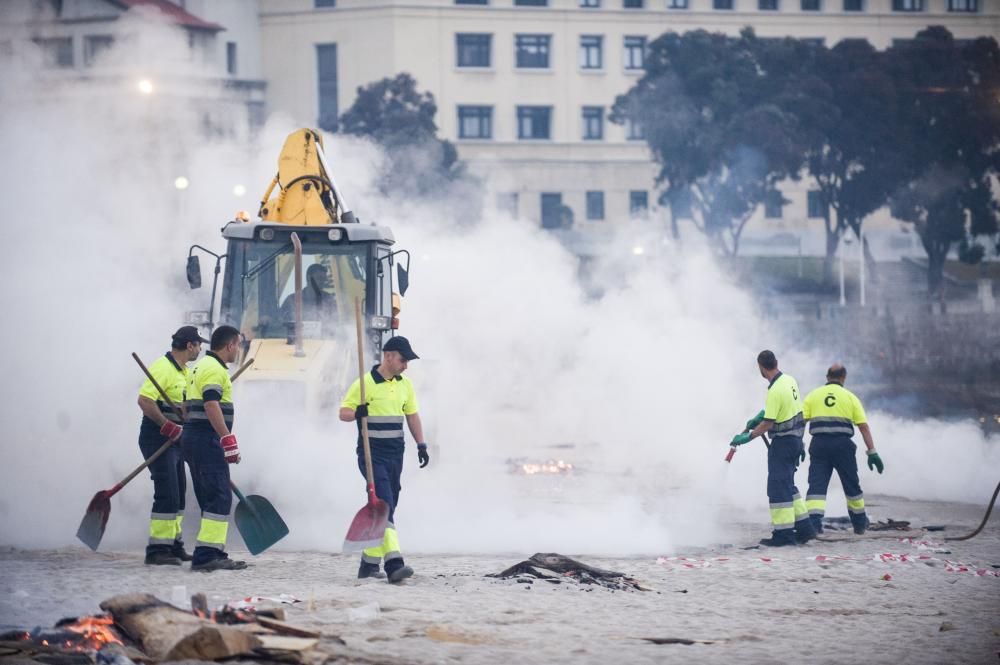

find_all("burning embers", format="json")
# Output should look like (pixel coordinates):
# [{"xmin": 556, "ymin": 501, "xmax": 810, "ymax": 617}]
[
  {"xmin": 508, "ymin": 457, "xmax": 575, "ymax": 476},
  {"xmin": 5, "ymin": 614, "xmax": 123, "ymax": 652}
]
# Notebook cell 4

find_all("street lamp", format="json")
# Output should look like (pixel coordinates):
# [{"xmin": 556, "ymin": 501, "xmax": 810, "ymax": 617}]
[
  {"xmin": 137, "ymin": 78, "xmax": 154, "ymax": 95},
  {"xmin": 174, "ymin": 176, "xmax": 190, "ymax": 190}
]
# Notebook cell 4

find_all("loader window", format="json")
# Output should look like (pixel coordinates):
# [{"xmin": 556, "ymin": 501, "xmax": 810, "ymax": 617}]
[{"xmin": 229, "ymin": 239, "xmax": 368, "ymax": 340}]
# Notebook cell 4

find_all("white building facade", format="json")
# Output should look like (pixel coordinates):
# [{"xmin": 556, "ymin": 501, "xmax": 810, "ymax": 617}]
[{"xmin": 0, "ymin": 0, "xmax": 267, "ymax": 139}]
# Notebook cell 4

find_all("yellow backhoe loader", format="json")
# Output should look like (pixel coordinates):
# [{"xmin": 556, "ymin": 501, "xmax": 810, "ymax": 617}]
[{"xmin": 183, "ymin": 128, "xmax": 410, "ymax": 417}]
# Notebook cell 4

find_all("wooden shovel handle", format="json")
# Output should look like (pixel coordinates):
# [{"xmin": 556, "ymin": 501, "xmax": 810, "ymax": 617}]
[{"xmin": 354, "ymin": 297, "xmax": 376, "ymax": 488}]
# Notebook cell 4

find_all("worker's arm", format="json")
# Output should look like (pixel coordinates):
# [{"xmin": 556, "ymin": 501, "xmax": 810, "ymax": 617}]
[
  {"xmin": 750, "ymin": 419, "xmax": 775, "ymax": 438},
  {"xmin": 857, "ymin": 422, "xmax": 875, "ymax": 452},
  {"xmin": 406, "ymin": 413, "xmax": 425, "ymax": 443},
  {"xmin": 138, "ymin": 395, "xmax": 167, "ymax": 426},
  {"xmin": 204, "ymin": 401, "xmax": 230, "ymax": 438}
]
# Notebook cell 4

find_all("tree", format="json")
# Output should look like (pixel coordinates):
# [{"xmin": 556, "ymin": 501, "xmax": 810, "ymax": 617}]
[
  {"xmin": 611, "ymin": 29, "xmax": 815, "ymax": 255},
  {"xmin": 886, "ymin": 28, "xmax": 1000, "ymax": 296},
  {"xmin": 798, "ymin": 39, "xmax": 905, "ymax": 286},
  {"xmin": 336, "ymin": 73, "xmax": 467, "ymax": 198}
]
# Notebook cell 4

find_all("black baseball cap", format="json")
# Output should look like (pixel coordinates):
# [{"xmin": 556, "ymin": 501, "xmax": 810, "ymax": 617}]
[
  {"xmin": 383, "ymin": 336, "xmax": 419, "ymax": 360},
  {"xmin": 172, "ymin": 325, "xmax": 210, "ymax": 345}
]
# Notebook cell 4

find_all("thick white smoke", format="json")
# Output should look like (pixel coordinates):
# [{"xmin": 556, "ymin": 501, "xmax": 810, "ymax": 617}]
[{"xmin": 0, "ymin": 14, "xmax": 996, "ymax": 557}]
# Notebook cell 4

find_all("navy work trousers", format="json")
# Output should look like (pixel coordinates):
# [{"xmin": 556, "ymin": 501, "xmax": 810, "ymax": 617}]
[
  {"xmin": 357, "ymin": 441, "xmax": 404, "ymax": 523},
  {"xmin": 807, "ymin": 434, "xmax": 867, "ymax": 532},
  {"xmin": 138, "ymin": 422, "xmax": 187, "ymax": 554},
  {"xmin": 182, "ymin": 426, "xmax": 232, "ymax": 565},
  {"xmin": 766, "ymin": 435, "xmax": 815, "ymax": 544}
]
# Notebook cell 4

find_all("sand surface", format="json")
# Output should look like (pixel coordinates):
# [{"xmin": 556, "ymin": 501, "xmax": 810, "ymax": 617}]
[{"xmin": 1, "ymin": 494, "xmax": 998, "ymax": 665}]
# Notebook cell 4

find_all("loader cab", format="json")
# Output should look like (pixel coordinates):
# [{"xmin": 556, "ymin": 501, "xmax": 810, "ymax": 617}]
[{"xmin": 186, "ymin": 221, "xmax": 408, "ymax": 356}]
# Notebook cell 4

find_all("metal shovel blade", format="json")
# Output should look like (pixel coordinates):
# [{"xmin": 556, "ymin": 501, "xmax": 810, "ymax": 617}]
[
  {"xmin": 234, "ymin": 493, "xmax": 289, "ymax": 555},
  {"xmin": 342, "ymin": 497, "xmax": 390, "ymax": 553},
  {"xmin": 76, "ymin": 491, "xmax": 112, "ymax": 552}
]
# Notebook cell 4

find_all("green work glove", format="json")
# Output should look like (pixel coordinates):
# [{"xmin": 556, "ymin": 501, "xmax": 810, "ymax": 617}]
[
  {"xmin": 745, "ymin": 410, "xmax": 765, "ymax": 432},
  {"xmin": 730, "ymin": 432, "xmax": 753, "ymax": 447},
  {"xmin": 867, "ymin": 450, "xmax": 884, "ymax": 474}
]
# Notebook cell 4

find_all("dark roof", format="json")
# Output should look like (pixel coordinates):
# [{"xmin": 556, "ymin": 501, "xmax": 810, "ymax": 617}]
[{"xmin": 110, "ymin": 0, "xmax": 224, "ymax": 32}]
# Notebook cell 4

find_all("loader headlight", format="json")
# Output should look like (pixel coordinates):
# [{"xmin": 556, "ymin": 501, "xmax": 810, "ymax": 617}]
[
  {"xmin": 328, "ymin": 228, "xmax": 344, "ymax": 242},
  {"xmin": 369, "ymin": 315, "xmax": 391, "ymax": 330},
  {"xmin": 259, "ymin": 227, "xmax": 275, "ymax": 241}
]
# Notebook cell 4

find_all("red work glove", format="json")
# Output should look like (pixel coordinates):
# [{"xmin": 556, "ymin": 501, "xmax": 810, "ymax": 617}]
[
  {"xmin": 160, "ymin": 421, "xmax": 183, "ymax": 441},
  {"xmin": 220, "ymin": 433, "xmax": 240, "ymax": 464}
]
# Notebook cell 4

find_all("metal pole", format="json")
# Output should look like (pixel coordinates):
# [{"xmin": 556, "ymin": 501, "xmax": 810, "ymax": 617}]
[
  {"xmin": 290, "ymin": 232, "xmax": 305, "ymax": 357},
  {"xmin": 859, "ymin": 227, "xmax": 866, "ymax": 308},
  {"xmin": 839, "ymin": 239, "xmax": 846, "ymax": 307}
]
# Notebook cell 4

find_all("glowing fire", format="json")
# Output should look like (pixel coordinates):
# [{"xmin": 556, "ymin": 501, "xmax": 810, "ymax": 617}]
[
  {"xmin": 31, "ymin": 615, "xmax": 124, "ymax": 652},
  {"xmin": 512, "ymin": 459, "xmax": 575, "ymax": 475}
]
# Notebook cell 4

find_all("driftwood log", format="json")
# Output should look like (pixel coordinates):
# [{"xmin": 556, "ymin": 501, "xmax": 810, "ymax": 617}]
[{"xmin": 99, "ymin": 593, "xmax": 261, "ymax": 661}]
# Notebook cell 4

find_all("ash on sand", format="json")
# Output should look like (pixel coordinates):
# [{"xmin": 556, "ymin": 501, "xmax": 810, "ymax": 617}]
[{"xmin": 488, "ymin": 552, "xmax": 651, "ymax": 591}]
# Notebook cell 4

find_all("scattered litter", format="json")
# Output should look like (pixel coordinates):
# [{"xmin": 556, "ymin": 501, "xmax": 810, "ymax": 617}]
[
  {"xmin": 939, "ymin": 622, "xmax": 957, "ymax": 632},
  {"xmin": 489, "ymin": 553, "xmax": 651, "ymax": 591},
  {"xmin": 869, "ymin": 519, "xmax": 912, "ymax": 531},
  {"xmin": 345, "ymin": 602, "xmax": 381, "ymax": 624},
  {"xmin": 881, "ymin": 574, "xmax": 892, "ymax": 581},
  {"xmin": 220, "ymin": 594, "xmax": 301, "ymax": 611}
]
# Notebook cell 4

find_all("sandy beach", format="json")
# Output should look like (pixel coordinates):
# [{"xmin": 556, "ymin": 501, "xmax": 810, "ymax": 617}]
[{"xmin": 1, "ymin": 494, "xmax": 997, "ymax": 665}]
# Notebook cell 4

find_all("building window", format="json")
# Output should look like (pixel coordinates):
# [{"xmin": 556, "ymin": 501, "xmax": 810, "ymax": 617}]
[
  {"xmin": 518, "ymin": 106, "xmax": 552, "ymax": 139},
  {"xmin": 582, "ymin": 106, "xmax": 604, "ymax": 140},
  {"xmin": 947, "ymin": 0, "xmax": 977, "ymax": 10},
  {"xmin": 801, "ymin": 0, "xmax": 821, "ymax": 9},
  {"xmin": 623, "ymin": 36, "xmax": 646, "ymax": 70},
  {"xmin": 629, "ymin": 191, "xmax": 649, "ymax": 216},
  {"xmin": 515, "ymin": 0, "xmax": 548, "ymax": 5},
  {"xmin": 316, "ymin": 43, "xmax": 338, "ymax": 131},
  {"xmin": 497, "ymin": 192, "xmax": 518, "ymax": 217},
  {"xmin": 759, "ymin": 0, "xmax": 779, "ymax": 9},
  {"xmin": 843, "ymin": 0, "xmax": 863, "ymax": 10},
  {"xmin": 807, "ymin": 191, "xmax": 826, "ymax": 218},
  {"xmin": 625, "ymin": 118, "xmax": 644, "ymax": 140},
  {"xmin": 586, "ymin": 191, "xmax": 605, "ymax": 220},
  {"xmin": 541, "ymin": 193, "xmax": 564, "ymax": 229},
  {"xmin": 764, "ymin": 190, "xmax": 784, "ymax": 219},
  {"xmin": 624, "ymin": 0, "xmax": 644, "ymax": 7},
  {"xmin": 713, "ymin": 0, "xmax": 734, "ymax": 8},
  {"xmin": 580, "ymin": 0, "xmax": 600, "ymax": 5},
  {"xmin": 458, "ymin": 105, "xmax": 493, "ymax": 139},
  {"xmin": 456, "ymin": 33, "xmax": 491, "ymax": 67},
  {"xmin": 579, "ymin": 35, "xmax": 603, "ymax": 69},
  {"xmin": 667, "ymin": 0, "xmax": 689, "ymax": 7},
  {"xmin": 315, "ymin": 0, "xmax": 336, "ymax": 6},
  {"xmin": 34, "ymin": 37, "xmax": 73, "ymax": 68},
  {"xmin": 516, "ymin": 34, "xmax": 551, "ymax": 68},
  {"xmin": 891, "ymin": 0, "xmax": 923, "ymax": 10},
  {"xmin": 456, "ymin": 0, "xmax": 489, "ymax": 4},
  {"xmin": 83, "ymin": 35, "xmax": 113, "ymax": 66},
  {"xmin": 226, "ymin": 41, "xmax": 237, "ymax": 75}
]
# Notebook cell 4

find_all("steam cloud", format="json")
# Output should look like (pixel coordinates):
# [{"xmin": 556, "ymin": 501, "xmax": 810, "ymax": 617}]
[{"xmin": 0, "ymin": 14, "xmax": 996, "ymax": 556}]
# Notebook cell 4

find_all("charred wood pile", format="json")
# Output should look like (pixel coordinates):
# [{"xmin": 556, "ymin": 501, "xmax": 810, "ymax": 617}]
[{"xmin": 488, "ymin": 553, "xmax": 652, "ymax": 591}]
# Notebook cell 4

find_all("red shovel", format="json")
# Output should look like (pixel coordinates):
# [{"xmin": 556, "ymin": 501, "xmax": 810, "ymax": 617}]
[{"xmin": 342, "ymin": 297, "xmax": 390, "ymax": 552}]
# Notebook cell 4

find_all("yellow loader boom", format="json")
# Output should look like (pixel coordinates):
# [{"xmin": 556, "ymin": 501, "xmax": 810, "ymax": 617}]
[{"xmin": 258, "ymin": 128, "xmax": 357, "ymax": 226}]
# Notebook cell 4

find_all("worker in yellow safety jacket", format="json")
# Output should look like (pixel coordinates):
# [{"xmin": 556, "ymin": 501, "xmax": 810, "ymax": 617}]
[
  {"xmin": 136, "ymin": 326, "xmax": 207, "ymax": 565},
  {"xmin": 340, "ymin": 336, "xmax": 429, "ymax": 584},
  {"xmin": 803, "ymin": 363, "xmax": 884, "ymax": 535},
  {"xmin": 181, "ymin": 325, "xmax": 247, "ymax": 572},
  {"xmin": 731, "ymin": 350, "xmax": 817, "ymax": 547}
]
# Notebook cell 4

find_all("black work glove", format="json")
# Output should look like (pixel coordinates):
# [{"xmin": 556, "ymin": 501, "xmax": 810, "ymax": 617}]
[
  {"xmin": 417, "ymin": 443, "xmax": 429, "ymax": 468},
  {"xmin": 800, "ymin": 448, "xmax": 806, "ymax": 463},
  {"xmin": 354, "ymin": 403, "xmax": 369, "ymax": 420}
]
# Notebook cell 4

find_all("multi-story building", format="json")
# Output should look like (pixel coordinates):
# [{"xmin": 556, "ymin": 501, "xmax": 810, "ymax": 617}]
[
  {"xmin": 259, "ymin": 0, "xmax": 997, "ymax": 237},
  {"xmin": 0, "ymin": 0, "xmax": 267, "ymax": 139}
]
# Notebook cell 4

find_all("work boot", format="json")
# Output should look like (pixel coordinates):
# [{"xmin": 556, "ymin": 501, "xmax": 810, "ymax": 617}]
[
  {"xmin": 144, "ymin": 550, "xmax": 183, "ymax": 566},
  {"xmin": 191, "ymin": 556, "xmax": 248, "ymax": 572},
  {"xmin": 172, "ymin": 541, "xmax": 193, "ymax": 562},
  {"xmin": 358, "ymin": 561, "xmax": 386, "ymax": 579},
  {"xmin": 759, "ymin": 530, "xmax": 798, "ymax": 547},
  {"xmin": 387, "ymin": 565, "xmax": 414, "ymax": 584},
  {"xmin": 853, "ymin": 517, "xmax": 869, "ymax": 536}
]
